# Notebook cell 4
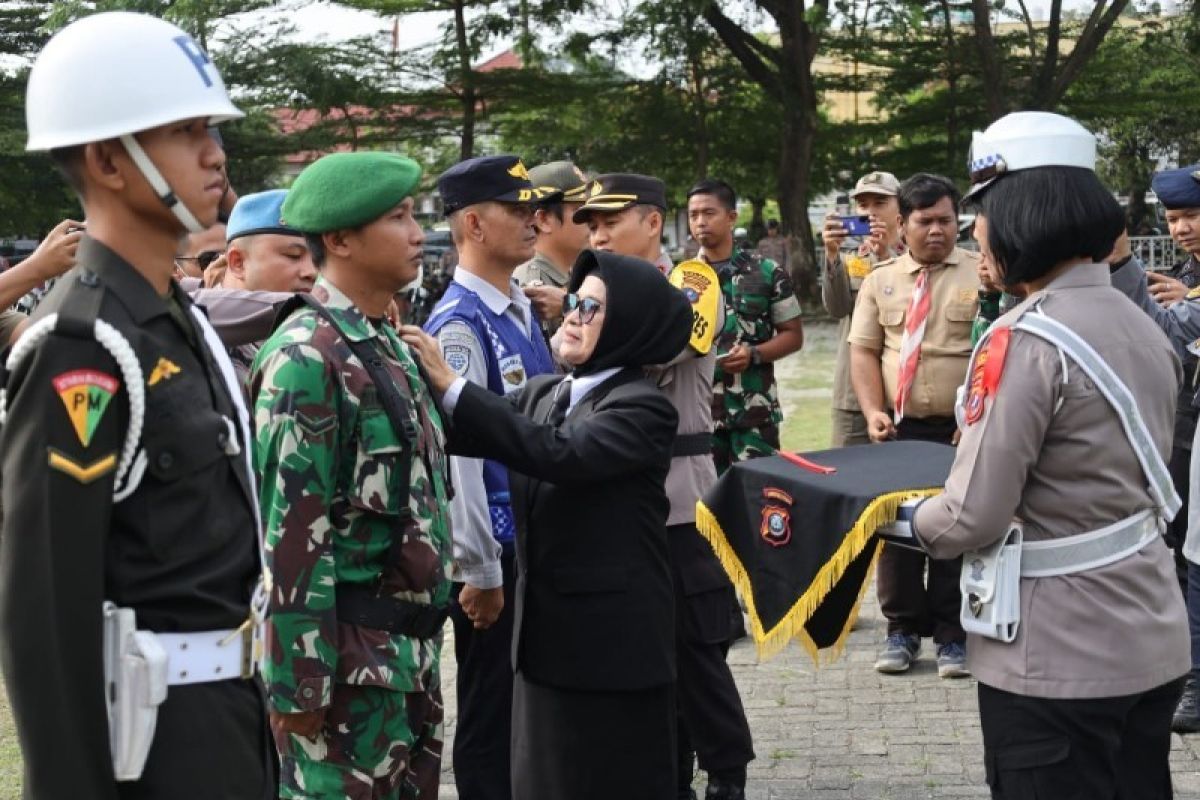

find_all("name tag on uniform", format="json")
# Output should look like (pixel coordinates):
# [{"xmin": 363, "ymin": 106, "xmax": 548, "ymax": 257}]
[{"xmin": 499, "ymin": 354, "xmax": 526, "ymax": 394}]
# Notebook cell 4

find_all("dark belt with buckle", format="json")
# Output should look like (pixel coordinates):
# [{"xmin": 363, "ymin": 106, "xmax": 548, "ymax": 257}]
[{"xmin": 336, "ymin": 584, "xmax": 450, "ymax": 639}]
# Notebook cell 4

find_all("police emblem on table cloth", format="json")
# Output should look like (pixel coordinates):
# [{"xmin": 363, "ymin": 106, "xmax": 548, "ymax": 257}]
[
  {"xmin": 760, "ymin": 487, "xmax": 794, "ymax": 548},
  {"xmin": 499, "ymin": 354, "xmax": 526, "ymax": 394},
  {"xmin": 53, "ymin": 369, "xmax": 119, "ymax": 447}
]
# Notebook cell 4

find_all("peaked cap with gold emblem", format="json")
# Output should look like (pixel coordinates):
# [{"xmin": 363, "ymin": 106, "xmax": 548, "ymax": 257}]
[
  {"xmin": 572, "ymin": 173, "xmax": 667, "ymax": 223},
  {"xmin": 437, "ymin": 154, "xmax": 562, "ymax": 215}
]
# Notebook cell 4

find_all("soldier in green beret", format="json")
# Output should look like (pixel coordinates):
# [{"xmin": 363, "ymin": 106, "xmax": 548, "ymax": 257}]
[{"xmin": 250, "ymin": 151, "xmax": 455, "ymax": 799}]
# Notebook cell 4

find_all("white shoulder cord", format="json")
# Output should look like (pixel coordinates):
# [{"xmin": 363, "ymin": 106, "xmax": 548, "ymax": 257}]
[{"xmin": 0, "ymin": 313, "xmax": 148, "ymax": 501}]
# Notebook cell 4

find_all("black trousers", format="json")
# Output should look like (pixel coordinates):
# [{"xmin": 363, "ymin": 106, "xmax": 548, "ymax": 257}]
[
  {"xmin": 669, "ymin": 523, "xmax": 754, "ymax": 789},
  {"xmin": 978, "ymin": 679, "xmax": 1184, "ymax": 800},
  {"xmin": 512, "ymin": 673, "xmax": 675, "ymax": 800},
  {"xmin": 878, "ymin": 416, "xmax": 965, "ymax": 644},
  {"xmin": 118, "ymin": 678, "xmax": 276, "ymax": 800},
  {"xmin": 450, "ymin": 548, "xmax": 516, "ymax": 800}
]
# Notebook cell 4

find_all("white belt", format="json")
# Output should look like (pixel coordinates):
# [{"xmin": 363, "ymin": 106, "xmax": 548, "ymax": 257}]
[
  {"xmin": 156, "ymin": 625, "xmax": 256, "ymax": 686},
  {"xmin": 1020, "ymin": 510, "xmax": 1159, "ymax": 578}
]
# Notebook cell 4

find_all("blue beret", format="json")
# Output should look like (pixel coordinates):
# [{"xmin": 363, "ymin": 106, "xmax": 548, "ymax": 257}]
[
  {"xmin": 226, "ymin": 190, "xmax": 300, "ymax": 241},
  {"xmin": 437, "ymin": 155, "xmax": 560, "ymax": 215},
  {"xmin": 283, "ymin": 152, "xmax": 423, "ymax": 233},
  {"xmin": 1152, "ymin": 164, "xmax": 1200, "ymax": 210}
]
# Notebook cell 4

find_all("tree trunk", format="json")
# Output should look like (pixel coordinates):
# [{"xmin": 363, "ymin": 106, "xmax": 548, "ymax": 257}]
[
  {"xmin": 778, "ymin": 104, "xmax": 818, "ymax": 300},
  {"xmin": 453, "ymin": 0, "xmax": 475, "ymax": 160},
  {"xmin": 747, "ymin": 196, "xmax": 766, "ymax": 244},
  {"xmin": 970, "ymin": 0, "xmax": 1007, "ymax": 118}
]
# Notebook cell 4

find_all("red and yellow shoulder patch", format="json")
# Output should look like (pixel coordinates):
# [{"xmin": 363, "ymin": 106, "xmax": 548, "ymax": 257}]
[
  {"xmin": 964, "ymin": 327, "xmax": 1010, "ymax": 426},
  {"xmin": 53, "ymin": 369, "xmax": 119, "ymax": 447}
]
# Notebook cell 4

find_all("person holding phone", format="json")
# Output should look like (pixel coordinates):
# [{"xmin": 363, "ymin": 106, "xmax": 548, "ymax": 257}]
[{"xmin": 821, "ymin": 171, "xmax": 905, "ymax": 447}]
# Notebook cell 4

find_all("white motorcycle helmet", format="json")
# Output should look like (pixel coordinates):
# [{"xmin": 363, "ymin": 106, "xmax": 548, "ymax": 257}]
[{"xmin": 26, "ymin": 12, "xmax": 244, "ymax": 232}]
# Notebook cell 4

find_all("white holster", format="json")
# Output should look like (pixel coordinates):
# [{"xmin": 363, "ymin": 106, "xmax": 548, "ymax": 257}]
[
  {"xmin": 102, "ymin": 602, "xmax": 168, "ymax": 781},
  {"xmin": 959, "ymin": 524, "xmax": 1024, "ymax": 643}
]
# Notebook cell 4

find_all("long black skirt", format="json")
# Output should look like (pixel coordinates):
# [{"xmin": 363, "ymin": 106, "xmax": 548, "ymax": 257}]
[{"xmin": 511, "ymin": 673, "xmax": 676, "ymax": 800}]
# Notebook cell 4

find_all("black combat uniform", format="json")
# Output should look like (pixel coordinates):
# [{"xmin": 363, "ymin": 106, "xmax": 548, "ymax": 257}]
[{"xmin": 0, "ymin": 237, "xmax": 273, "ymax": 799}]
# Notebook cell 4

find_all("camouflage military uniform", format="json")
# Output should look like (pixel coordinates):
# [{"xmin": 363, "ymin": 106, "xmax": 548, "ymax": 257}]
[
  {"xmin": 711, "ymin": 249, "xmax": 802, "ymax": 473},
  {"xmin": 252, "ymin": 275, "xmax": 454, "ymax": 800}
]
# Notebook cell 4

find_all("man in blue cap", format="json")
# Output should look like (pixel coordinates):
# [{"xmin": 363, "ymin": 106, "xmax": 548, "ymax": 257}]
[
  {"xmin": 423, "ymin": 154, "xmax": 559, "ymax": 800},
  {"xmin": 1111, "ymin": 165, "xmax": 1200, "ymax": 735},
  {"xmin": 223, "ymin": 189, "xmax": 316, "ymax": 295},
  {"xmin": 218, "ymin": 189, "xmax": 316, "ymax": 389}
]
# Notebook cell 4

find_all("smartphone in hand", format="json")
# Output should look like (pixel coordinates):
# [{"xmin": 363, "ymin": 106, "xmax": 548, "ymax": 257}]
[{"xmin": 839, "ymin": 215, "xmax": 871, "ymax": 236}]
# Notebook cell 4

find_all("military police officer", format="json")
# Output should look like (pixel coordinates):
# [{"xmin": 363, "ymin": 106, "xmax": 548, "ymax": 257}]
[
  {"xmin": 0, "ymin": 12, "xmax": 272, "ymax": 798},
  {"xmin": 252, "ymin": 151, "xmax": 454, "ymax": 799}
]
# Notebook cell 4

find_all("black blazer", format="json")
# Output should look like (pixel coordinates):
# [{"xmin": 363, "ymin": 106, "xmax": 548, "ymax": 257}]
[{"xmin": 451, "ymin": 368, "xmax": 678, "ymax": 691}]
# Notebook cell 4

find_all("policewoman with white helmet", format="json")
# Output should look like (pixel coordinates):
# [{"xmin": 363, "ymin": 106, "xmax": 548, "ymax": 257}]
[
  {"xmin": 0, "ymin": 12, "xmax": 273, "ymax": 798},
  {"xmin": 907, "ymin": 112, "xmax": 1190, "ymax": 797}
]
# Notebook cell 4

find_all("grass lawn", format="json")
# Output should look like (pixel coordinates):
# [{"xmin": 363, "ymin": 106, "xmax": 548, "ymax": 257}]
[{"xmin": 0, "ymin": 321, "xmax": 843, "ymax": 796}]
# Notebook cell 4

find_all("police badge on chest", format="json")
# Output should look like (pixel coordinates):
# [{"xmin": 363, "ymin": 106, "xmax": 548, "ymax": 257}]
[{"xmin": 499, "ymin": 354, "xmax": 527, "ymax": 394}]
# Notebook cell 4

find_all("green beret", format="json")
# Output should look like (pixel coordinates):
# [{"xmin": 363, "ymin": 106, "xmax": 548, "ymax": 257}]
[{"xmin": 282, "ymin": 152, "xmax": 423, "ymax": 232}]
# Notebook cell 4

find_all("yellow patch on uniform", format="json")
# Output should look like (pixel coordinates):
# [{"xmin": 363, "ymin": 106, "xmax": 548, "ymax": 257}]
[
  {"xmin": 147, "ymin": 357, "xmax": 182, "ymax": 387},
  {"xmin": 507, "ymin": 161, "xmax": 530, "ymax": 181},
  {"xmin": 669, "ymin": 259, "xmax": 721, "ymax": 355},
  {"xmin": 53, "ymin": 369, "xmax": 119, "ymax": 447},
  {"xmin": 957, "ymin": 288, "xmax": 977, "ymax": 304},
  {"xmin": 47, "ymin": 448, "xmax": 117, "ymax": 484},
  {"xmin": 845, "ymin": 255, "xmax": 871, "ymax": 279},
  {"xmin": 1188, "ymin": 286, "xmax": 1200, "ymax": 299}
]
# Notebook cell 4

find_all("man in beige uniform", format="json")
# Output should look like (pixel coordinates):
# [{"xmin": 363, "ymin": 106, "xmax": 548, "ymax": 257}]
[
  {"xmin": 849, "ymin": 173, "xmax": 979, "ymax": 678},
  {"xmin": 821, "ymin": 171, "xmax": 904, "ymax": 446},
  {"xmin": 912, "ymin": 111, "xmax": 1188, "ymax": 799},
  {"xmin": 576, "ymin": 173, "xmax": 754, "ymax": 800},
  {"xmin": 516, "ymin": 161, "xmax": 591, "ymax": 339}
]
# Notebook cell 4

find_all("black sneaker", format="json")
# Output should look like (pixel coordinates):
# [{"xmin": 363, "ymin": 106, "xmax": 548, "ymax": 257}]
[{"xmin": 1173, "ymin": 676, "xmax": 1200, "ymax": 734}]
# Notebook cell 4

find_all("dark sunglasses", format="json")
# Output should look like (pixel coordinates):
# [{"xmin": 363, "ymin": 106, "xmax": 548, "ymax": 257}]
[
  {"xmin": 174, "ymin": 250, "xmax": 223, "ymax": 271},
  {"xmin": 562, "ymin": 293, "xmax": 604, "ymax": 324}
]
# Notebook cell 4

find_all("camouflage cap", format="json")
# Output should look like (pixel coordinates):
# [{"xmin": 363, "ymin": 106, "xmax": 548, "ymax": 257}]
[{"xmin": 528, "ymin": 161, "xmax": 590, "ymax": 203}]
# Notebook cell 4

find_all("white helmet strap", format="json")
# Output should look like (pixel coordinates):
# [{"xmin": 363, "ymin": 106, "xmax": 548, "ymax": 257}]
[{"xmin": 119, "ymin": 133, "xmax": 205, "ymax": 234}]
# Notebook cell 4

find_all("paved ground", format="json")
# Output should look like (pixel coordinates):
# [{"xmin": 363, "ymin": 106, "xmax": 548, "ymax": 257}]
[{"xmin": 437, "ymin": 580, "xmax": 1200, "ymax": 799}]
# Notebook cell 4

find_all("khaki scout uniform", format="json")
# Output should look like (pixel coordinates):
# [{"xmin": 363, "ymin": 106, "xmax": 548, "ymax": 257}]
[
  {"xmin": 848, "ymin": 248, "xmax": 981, "ymax": 420},
  {"xmin": 848, "ymin": 247, "xmax": 979, "ymax": 648},
  {"xmin": 822, "ymin": 247, "xmax": 894, "ymax": 446}
]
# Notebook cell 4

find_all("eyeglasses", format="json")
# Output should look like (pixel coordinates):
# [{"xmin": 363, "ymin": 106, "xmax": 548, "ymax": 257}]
[
  {"xmin": 173, "ymin": 250, "xmax": 223, "ymax": 272},
  {"xmin": 562, "ymin": 293, "xmax": 604, "ymax": 324}
]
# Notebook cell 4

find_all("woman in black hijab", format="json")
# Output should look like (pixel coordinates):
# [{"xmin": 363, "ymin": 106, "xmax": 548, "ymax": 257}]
[{"xmin": 402, "ymin": 250, "xmax": 693, "ymax": 800}]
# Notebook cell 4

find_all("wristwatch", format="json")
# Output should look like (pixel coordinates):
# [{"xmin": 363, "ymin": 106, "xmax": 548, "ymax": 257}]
[{"xmin": 749, "ymin": 345, "xmax": 763, "ymax": 366}]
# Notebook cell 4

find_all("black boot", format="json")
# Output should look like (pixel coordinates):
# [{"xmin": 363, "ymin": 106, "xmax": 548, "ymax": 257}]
[
  {"xmin": 705, "ymin": 771, "xmax": 746, "ymax": 800},
  {"xmin": 1174, "ymin": 676, "xmax": 1200, "ymax": 734}
]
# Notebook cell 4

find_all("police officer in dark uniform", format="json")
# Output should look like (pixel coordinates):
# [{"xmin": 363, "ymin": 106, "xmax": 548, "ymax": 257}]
[
  {"xmin": 0, "ymin": 13, "xmax": 272, "ymax": 798},
  {"xmin": 1148, "ymin": 166, "xmax": 1200, "ymax": 596}
]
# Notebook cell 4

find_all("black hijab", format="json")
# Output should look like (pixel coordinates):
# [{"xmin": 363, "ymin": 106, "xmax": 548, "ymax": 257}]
[{"xmin": 566, "ymin": 249, "xmax": 692, "ymax": 376}]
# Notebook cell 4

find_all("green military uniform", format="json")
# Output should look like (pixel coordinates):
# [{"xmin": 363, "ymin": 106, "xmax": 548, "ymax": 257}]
[
  {"xmin": 251, "ymin": 152, "xmax": 454, "ymax": 799},
  {"xmin": 711, "ymin": 248, "xmax": 802, "ymax": 473}
]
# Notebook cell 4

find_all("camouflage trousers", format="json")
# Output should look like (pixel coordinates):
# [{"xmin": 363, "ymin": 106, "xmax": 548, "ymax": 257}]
[
  {"xmin": 712, "ymin": 423, "xmax": 780, "ymax": 475},
  {"xmin": 276, "ymin": 683, "xmax": 444, "ymax": 800}
]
